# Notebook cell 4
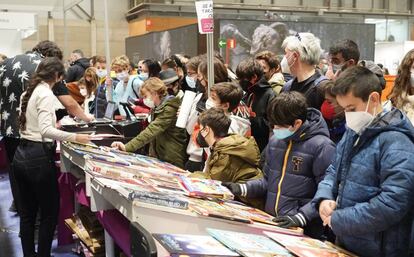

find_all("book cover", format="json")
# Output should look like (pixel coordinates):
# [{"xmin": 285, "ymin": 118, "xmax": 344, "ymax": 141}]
[
  {"xmin": 128, "ymin": 191, "xmax": 189, "ymax": 210},
  {"xmin": 189, "ymin": 199, "xmax": 251, "ymax": 224},
  {"xmin": 207, "ymin": 229, "xmax": 292, "ymax": 257},
  {"xmin": 153, "ymin": 233, "xmax": 239, "ymax": 257},
  {"xmin": 264, "ymin": 232, "xmax": 357, "ymax": 257},
  {"xmin": 180, "ymin": 176, "xmax": 234, "ymax": 200}
]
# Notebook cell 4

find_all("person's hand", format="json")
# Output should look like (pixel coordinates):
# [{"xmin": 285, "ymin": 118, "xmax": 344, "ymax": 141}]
[
  {"xmin": 176, "ymin": 106, "xmax": 181, "ymax": 117},
  {"xmin": 111, "ymin": 141, "xmax": 126, "ymax": 151},
  {"xmin": 85, "ymin": 113, "xmax": 95, "ymax": 122},
  {"xmin": 222, "ymin": 182, "xmax": 243, "ymax": 196},
  {"xmin": 324, "ymin": 215, "xmax": 332, "ymax": 228},
  {"xmin": 75, "ymin": 134, "xmax": 92, "ymax": 144},
  {"xmin": 325, "ymin": 63, "xmax": 340, "ymax": 81},
  {"xmin": 319, "ymin": 200, "xmax": 336, "ymax": 224},
  {"xmin": 273, "ymin": 213, "xmax": 307, "ymax": 228}
]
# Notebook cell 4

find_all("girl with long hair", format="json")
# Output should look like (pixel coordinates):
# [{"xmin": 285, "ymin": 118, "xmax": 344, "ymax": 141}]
[
  {"xmin": 13, "ymin": 57, "xmax": 90, "ymax": 257},
  {"xmin": 389, "ymin": 49, "xmax": 414, "ymax": 123}
]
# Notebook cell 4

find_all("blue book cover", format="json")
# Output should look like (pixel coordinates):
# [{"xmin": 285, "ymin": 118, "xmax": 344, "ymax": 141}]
[
  {"xmin": 207, "ymin": 229, "xmax": 292, "ymax": 257},
  {"xmin": 153, "ymin": 234, "xmax": 239, "ymax": 256}
]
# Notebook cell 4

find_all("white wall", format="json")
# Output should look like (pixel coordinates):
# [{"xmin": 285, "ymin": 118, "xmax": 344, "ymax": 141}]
[
  {"xmin": 375, "ymin": 41, "xmax": 414, "ymax": 75},
  {"xmin": 0, "ymin": 29, "xmax": 22, "ymax": 57}
]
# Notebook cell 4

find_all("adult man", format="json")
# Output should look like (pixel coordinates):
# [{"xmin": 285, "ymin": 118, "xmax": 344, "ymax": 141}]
[
  {"xmin": 65, "ymin": 49, "xmax": 90, "ymax": 82},
  {"xmin": 280, "ymin": 32, "xmax": 326, "ymax": 110},
  {"xmin": 313, "ymin": 66, "xmax": 414, "ymax": 257},
  {"xmin": 326, "ymin": 39, "xmax": 360, "ymax": 80},
  {"xmin": 0, "ymin": 40, "xmax": 93, "ymax": 212}
]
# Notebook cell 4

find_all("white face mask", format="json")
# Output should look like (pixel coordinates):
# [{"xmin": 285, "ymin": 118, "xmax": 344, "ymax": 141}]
[
  {"xmin": 96, "ymin": 69, "xmax": 107, "ymax": 79},
  {"xmin": 143, "ymin": 97, "xmax": 155, "ymax": 109},
  {"xmin": 79, "ymin": 88, "xmax": 88, "ymax": 97},
  {"xmin": 345, "ymin": 96, "xmax": 377, "ymax": 134},
  {"xmin": 205, "ymin": 98, "xmax": 216, "ymax": 110},
  {"xmin": 116, "ymin": 71, "xmax": 129, "ymax": 81},
  {"xmin": 281, "ymin": 54, "xmax": 294, "ymax": 74}
]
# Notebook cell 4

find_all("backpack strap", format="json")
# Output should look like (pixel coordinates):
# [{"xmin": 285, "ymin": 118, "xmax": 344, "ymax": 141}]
[
  {"xmin": 131, "ymin": 77, "xmax": 140, "ymax": 99},
  {"xmin": 282, "ymin": 75, "xmax": 329, "ymax": 94}
]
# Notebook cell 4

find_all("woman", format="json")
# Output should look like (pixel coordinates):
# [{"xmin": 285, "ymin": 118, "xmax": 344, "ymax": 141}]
[
  {"xmin": 111, "ymin": 77, "xmax": 188, "ymax": 168},
  {"xmin": 13, "ymin": 57, "xmax": 90, "ymax": 257},
  {"xmin": 185, "ymin": 57, "xmax": 229, "ymax": 172},
  {"xmin": 389, "ymin": 49, "xmax": 414, "ymax": 124}
]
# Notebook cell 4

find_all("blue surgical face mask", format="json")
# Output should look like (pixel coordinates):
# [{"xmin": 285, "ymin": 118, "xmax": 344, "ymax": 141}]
[
  {"xmin": 185, "ymin": 75, "xmax": 196, "ymax": 89},
  {"xmin": 273, "ymin": 127, "xmax": 294, "ymax": 140},
  {"xmin": 140, "ymin": 72, "xmax": 149, "ymax": 81}
]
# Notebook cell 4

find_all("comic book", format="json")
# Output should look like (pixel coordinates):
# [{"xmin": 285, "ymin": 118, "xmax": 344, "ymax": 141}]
[
  {"xmin": 180, "ymin": 176, "xmax": 234, "ymax": 200},
  {"xmin": 207, "ymin": 229, "xmax": 292, "ymax": 257},
  {"xmin": 263, "ymin": 232, "xmax": 357, "ymax": 257},
  {"xmin": 189, "ymin": 199, "xmax": 251, "ymax": 223},
  {"xmin": 153, "ymin": 234, "xmax": 239, "ymax": 257}
]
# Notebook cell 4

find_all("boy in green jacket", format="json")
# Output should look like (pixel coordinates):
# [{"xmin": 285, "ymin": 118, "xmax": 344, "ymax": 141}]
[{"xmin": 191, "ymin": 108, "xmax": 264, "ymax": 209}]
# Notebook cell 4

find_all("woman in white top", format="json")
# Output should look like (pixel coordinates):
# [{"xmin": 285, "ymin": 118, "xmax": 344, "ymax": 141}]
[{"xmin": 13, "ymin": 57, "xmax": 90, "ymax": 257}]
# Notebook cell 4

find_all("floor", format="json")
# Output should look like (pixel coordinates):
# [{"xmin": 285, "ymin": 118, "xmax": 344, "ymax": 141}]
[{"xmin": 0, "ymin": 171, "xmax": 79, "ymax": 257}]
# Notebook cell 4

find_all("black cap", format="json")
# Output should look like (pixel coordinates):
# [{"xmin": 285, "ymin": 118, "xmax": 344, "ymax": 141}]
[{"xmin": 159, "ymin": 68, "xmax": 179, "ymax": 85}]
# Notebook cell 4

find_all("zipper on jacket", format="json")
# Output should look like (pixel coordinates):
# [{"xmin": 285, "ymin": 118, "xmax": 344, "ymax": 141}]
[{"xmin": 274, "ymin": 140, "xmax": 293, "ymax": 217}]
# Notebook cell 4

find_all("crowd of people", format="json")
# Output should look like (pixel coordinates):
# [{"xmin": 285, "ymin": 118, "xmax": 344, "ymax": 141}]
[{"xmin": 1, "ymin": 32, "xmax": 414, "ymax": 257}]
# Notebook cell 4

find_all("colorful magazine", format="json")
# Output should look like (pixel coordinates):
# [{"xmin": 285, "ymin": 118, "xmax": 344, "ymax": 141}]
[
  {"xmin": 189, "ymin": 199, "xmax": 251, "ymax": 223},
  {"xmin": 263, "ymin": 232, "xmax": 357, "ymax": 257},
  {"xmin": 153, "ymin": 234, "xmax": 239, "ymax": 257},
  {"xmin": 180, "ymin": 176, "xmax": 234, "ymax": 200},
  {"xmin": 128, "ymin": 191, "xmax": 189, "ymax": 210},
  {"xmin": 207, "ymin": 229, "xmax": 292, "ymax": 257}
]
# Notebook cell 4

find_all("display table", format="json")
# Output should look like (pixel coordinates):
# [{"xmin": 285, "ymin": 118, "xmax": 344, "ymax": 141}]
[{"xmin": 59, "ymin": 142, "xmax": 297, "ymax": 257}]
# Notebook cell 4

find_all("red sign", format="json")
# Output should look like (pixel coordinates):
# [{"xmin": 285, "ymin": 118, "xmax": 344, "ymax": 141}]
[{"xmin": 227, "ymin": 38, "xmax": 236, "ymax": 49}]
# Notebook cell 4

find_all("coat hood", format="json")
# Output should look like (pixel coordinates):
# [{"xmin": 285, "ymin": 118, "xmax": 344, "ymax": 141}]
[
  {"xmin": 361, "ymin": 107, "xmax": 414, "ymax": 144},
  {"xmin": 288, "ymin": 108, "xmax": 330, "ymax": 141},
  {"xmin": 73, "ymin": 58, "xmax": 90, "ymax": 69},
  {"xmin": 213, "ymin": 134, "xmax": 260, "ymax": 166}
]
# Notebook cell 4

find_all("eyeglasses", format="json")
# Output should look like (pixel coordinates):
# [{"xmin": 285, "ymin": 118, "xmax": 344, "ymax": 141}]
[{"xmin": 295, "ymin": 32, "xmax": 309, "ymax": 55}]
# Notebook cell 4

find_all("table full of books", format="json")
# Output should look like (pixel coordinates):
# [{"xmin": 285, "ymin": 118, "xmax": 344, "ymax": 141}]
[{"xmin": 59, "ymin": 141, "xmax": 357, "ymax": 257}]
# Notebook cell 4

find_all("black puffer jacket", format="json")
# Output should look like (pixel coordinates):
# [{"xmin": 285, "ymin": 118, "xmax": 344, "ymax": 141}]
[
  {"xmin": 244, "ymin": 76, "xmax": 275, "ymax": 152},
  {"xmin": 66, "ymin": 58, "xmax": 90, "ymax": 82}
]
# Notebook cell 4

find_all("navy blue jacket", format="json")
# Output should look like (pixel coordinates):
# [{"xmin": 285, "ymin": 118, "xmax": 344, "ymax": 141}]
[
  {"xmin": 313, "ymin": 108, "xmax": 414, "ymax": 257},
  {"xmin": 246, "ymin": 108, "xmax": 335, "ymax": 221}
]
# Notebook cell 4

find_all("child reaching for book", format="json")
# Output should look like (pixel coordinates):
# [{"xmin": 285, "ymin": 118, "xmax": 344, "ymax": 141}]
[
  {"xmin": 223, "ymin": 92, "xmax": 335, "ymax": 239},
  {"xmin": 190, "ymin": 108, "xmax": 264, "ymax": 209},
  {"xmin": 111, "ymin": 77, "xmax": 188, "ymax": 168}
]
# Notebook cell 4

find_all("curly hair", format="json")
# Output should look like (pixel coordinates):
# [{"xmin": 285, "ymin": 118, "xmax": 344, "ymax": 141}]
[
  {"xmin": 32, "ymin": 40, "xmax": 63, "ymax": 60},
  {"xmin": 19, "ymin": 57, "xmax": 65, "ymax": 131}
]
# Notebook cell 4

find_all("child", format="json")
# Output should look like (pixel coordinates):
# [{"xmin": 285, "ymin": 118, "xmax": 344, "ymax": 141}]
[
  {"xmin": 224, "ymin": 92, "xmax": 335, "ymax": 239},
  {"xmin": 78, "ymin": 77, "xmax": 95, "ymax": 115},
  {"xmin": 191, "ymin": 108, "xmax": 264, "ymax": 209},
  {"xmin": 206, "ymin": 82, "xmax": 250, "ymax": 136}
]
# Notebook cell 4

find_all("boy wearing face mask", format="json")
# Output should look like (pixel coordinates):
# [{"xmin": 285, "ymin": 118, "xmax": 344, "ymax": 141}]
[
  {"xmin": 236, "ymin": 57, "xmax": 275, "ymax": 153},
  {"xmin": 111, "ymin": 77, "xmax": 188, "ymax": 168},
  {"xmin": 223, "ymin": 92, "xmax": 335, "ymax": 239},
  {"xmin": 206, "ymin": 82, "xmax": 251, "ymax": 137},
  {"xmin": 312, "ymin": 66, "xmax": 414, "ymax": 257},
  {"xmin": 191, "ymin": 108, "xmax": 264, "ymax": 209}
]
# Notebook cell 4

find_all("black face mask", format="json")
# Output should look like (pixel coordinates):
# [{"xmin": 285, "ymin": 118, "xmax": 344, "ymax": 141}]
[
  {"xmin": 196, "ymin": 130, "xmax": 209, "ymax": 148},
  {"xmin": 239, "ymin": 79, "xmax": 253, "ymax": 92}
]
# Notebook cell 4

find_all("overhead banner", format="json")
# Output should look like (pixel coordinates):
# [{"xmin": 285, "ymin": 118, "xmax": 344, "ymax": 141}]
[
  {"xmin": 0, "ymin": 12, "xmax": 36, "ymax": 30},
  {"xmin": 195, "ymin": 1, "xmax": 213, "ymax": 34}
]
